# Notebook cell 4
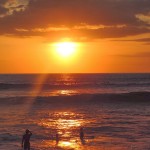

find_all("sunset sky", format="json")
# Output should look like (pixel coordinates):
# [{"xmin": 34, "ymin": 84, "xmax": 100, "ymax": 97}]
[{"xmin": 0, "ymin": 0, "xmax": 150, "ymax": 73}]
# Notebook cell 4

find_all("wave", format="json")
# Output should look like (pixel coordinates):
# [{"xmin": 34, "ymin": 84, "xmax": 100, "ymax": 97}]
[
  {"xmin": 0, "ymin": 133, "xmax": 19, "ymax": 142},
  {"xmin": 0, "ymin": 92, "xmax": 150, "ymax": 106},
  {"xmin": 0, "ymin": 82, "xmax": 150, "ymax": 90}
]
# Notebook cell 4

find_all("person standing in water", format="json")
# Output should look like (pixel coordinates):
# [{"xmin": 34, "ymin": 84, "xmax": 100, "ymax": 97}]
[
  {"xmin": 56, "ymin": 133, "xmax": 59, "ymax": 145},
  {"xmin": 80, "ymin": 127, "xmax": 84, "ymax": 141},
  {"xmin": 80, "ymin": 127, "xmax": 86, "ymax": 144},
  {"xmin": 22, "ymin": 129, "xmax": 32, "ymax": 150}
]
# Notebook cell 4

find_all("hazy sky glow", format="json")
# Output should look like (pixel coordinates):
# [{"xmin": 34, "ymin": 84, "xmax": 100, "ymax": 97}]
[{"xmin": 0, "ymin": 0, "xmax": 150, "ymax": 73}]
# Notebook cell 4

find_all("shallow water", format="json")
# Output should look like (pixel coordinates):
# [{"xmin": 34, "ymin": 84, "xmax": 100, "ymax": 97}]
[{"xmin": 0, "ymin": 94, "xmax": 150, "ymax": 150}]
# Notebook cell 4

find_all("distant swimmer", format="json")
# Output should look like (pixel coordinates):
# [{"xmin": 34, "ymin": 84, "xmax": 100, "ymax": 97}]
[
  {"xmin": 22, "ymin": 129, "xmax": 32, "ymax": 150},
  {"xmin": 56, "ymin": 133, "xmax": 59, "ymax": 145},
  {"xmin": 80, "ymin": 127, "xmax": 84, "ymax": 142}
]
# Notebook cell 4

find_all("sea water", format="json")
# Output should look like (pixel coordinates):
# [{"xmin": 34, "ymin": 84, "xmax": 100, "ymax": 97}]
[{"xmin": 0, "ymin": 74, "xmax": 150, "ymax": 150}]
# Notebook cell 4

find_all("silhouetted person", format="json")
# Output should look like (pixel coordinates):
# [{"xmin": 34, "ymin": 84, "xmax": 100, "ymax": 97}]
[
  {"xmin": 22, "ymin": 129, "xmax": 32, "ymax": 150},
  {"xmin": 80, "ymin": 127, "xmax": 84, "ymax": 142},
  {"xmin": 80, "ymin": 127, "xmax": 86, "ymax": 145},
  {"xmin": 56, "ymin": 133, "xmax": 59, "ymax": 145}
]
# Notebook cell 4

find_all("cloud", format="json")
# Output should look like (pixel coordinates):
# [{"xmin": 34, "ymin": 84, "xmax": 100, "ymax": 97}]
[
  {"xmin": 129, "ymin": 38, "xmax": 150, "ymax": 42},
  {"xmin": 0, "ymin": 0, "xmax": 8, "ymax": 17},
  {"xmin": 0, "ymin": 0, "xmax": 28, "ymax": 17},
  {"xmin": 136, "ymin": 13, "xmax": 150, "ymax": 25},
  {"xmin": 0, "ymin": 0, "xmax": 7, "ymax": 5},
  {"xmin": 0, "ymin": 6, "xmax": 7, "ymax": 16},
  {"xmin": 113, "ymin": 37, "xmax": 150, "ymax": 45},
  {"xmin": 0, "ymin": 0, "xmax": 150, "ymax": 40}
]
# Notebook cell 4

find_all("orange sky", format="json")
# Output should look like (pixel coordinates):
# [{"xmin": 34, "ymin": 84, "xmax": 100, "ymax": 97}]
[
  {"xmin": 0, "ymin": 34, "xmax": 150, "ymax": 73},
  {"xmin": 0, "ymin": 0, "xmax": 150, "ymax": 73}
]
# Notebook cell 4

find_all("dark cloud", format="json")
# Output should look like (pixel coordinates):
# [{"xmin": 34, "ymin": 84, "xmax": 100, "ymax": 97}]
[
  {"xmin": 78, "ymin": 26, "xmax": 150, "ymax": 39},
  {"xmin": 113, "ymin": 37, "xmax": 150, "ymax": 45},
  {"xmin": 0, "ymin": 0, "xmax": 8, "ymax": 16},
  {"xmin": 3, "ymin": 26, "xmax": 148, "ymax": 42},
  {"xmin": 119, "ymin": 38, "xmax": 150, "ymax": 42},
  {"xmin": 0, "ymin": 6, "xmax": 7, "ymax": 15},
  {"xmin": 0, "ymin": 0, "xmax": 150, "ymax": 39},
  {"xmin": 0, "ymin": 0, "xmax": 7, "ymax": 5}
]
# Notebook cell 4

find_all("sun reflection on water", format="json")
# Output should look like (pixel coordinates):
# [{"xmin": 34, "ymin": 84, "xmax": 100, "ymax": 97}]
[
  {"xmin": 39, "ymin": 112, "xmax": 83, "ymax": 128},
  {"xmin": 59, "ymin": 89, "xmax": 78, "ymax": 95},
  {"xmin": 38, "ymin": 111, "xmax": 85, "ymax": 149},
  {"xmin": 58, "ymin": 140, "xmax": 81, "ymax": 149},
  {"xmin": 60, "ymin": 90, "xmax": 72, "ymax": 95},
  {"xmin": 57, "ymin": 118, "xmax": 81, "ymax": 129},
  {"xmin": 42, "ymin": 139, "xmax": 81, "ymax": 150}
]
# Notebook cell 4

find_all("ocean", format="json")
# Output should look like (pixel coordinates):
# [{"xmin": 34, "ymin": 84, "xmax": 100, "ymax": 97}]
[{"xmin": 0, "ymin": 73, "xmax": 150, "ymax": 150}]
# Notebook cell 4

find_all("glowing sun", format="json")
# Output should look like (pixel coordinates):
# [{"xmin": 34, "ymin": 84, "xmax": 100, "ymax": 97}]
[{"xmin": 56, "ymin": 42, "xmax": 76, "ymax": 57}]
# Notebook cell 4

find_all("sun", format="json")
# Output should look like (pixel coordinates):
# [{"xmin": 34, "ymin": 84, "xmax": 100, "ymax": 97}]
[{"xmin": 55, "ymin": 42, "xmax": 76, "ymax": 57}]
